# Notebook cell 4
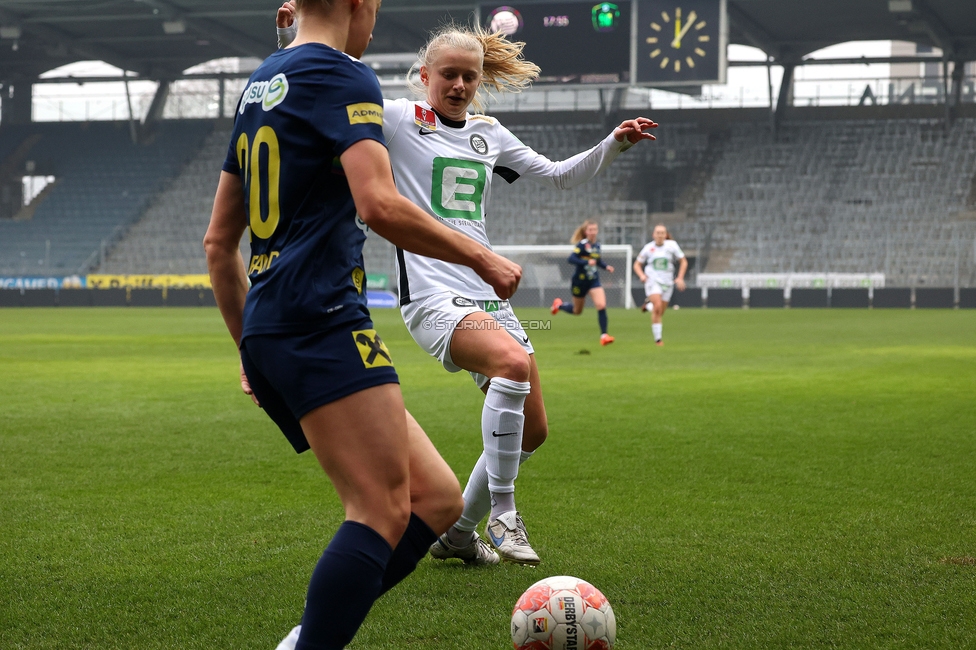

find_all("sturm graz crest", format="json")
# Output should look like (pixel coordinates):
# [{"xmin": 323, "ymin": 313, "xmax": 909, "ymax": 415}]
[{"xmin": 470, "ymin": 134, "xmax": 489, "ymax": 155}]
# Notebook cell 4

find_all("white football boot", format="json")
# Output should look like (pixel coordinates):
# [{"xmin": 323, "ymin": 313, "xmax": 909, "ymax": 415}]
[
  {"xmin": 485, "ymin": 511, "xmax": 540, "ymax": 566},
  {"xmin": 429, "ymin": 530, "xmax": 500, "ymax": 565},
  {"xmin": 274, "ymin": 625, "xmax": 301, "ymax": 650}
]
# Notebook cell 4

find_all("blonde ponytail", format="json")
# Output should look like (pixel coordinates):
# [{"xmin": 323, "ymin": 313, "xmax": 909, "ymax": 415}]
[
  {"xmin": 407, "ymin": 23, "xmax": 540, "ymax": 113},
  {"xmin": 571, "ymin": 220, "xmax": 597, "ymax": 244}
]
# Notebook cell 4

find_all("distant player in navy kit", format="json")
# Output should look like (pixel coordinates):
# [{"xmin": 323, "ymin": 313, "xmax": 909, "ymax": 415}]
[
  {"xmin": 204, "ymin": 2, "xmax": 521, "ymax": 649},
  {"xmin": 551, "ymin": 220, "xmax": 616, "ymax": 346}
]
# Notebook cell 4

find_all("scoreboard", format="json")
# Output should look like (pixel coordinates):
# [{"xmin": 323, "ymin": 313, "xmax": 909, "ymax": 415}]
[
  {"xmin": 481, "ymin": 3, "xmax": 633, "ymax": 83},
  {"xmin": 479, "ymin": 0, "xmax": 726, "ymax": 86}
]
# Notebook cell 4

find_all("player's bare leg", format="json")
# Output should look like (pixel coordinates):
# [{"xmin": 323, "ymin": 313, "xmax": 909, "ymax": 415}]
[
  {"xmin": 402, "ymin": 410, "xmax": 464, "ymax": 535},
  {"xmin": 291, "ymin": 385, "xmax": 410, "ymax": 649},
  {"xmin": 520, "ymin": 357, "xmax": 548, "ymax": 453},
  {"xmin": 590, "ymin": 287, "xmax": 613, "ymax": 345},
  {"xmin": 280, "ymin": 400, "xmax": 462, "ymax": 648}
]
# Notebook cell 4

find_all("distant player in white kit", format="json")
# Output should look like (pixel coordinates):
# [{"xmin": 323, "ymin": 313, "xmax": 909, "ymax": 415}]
[{"xmin": 634, "ymin": 224, "xmax": 688, "ymax": 346}]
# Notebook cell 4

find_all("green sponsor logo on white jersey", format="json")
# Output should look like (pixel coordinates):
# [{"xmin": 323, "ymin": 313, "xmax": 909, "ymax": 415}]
[
  {"xmin": 431, "ymin": 157, "xmax": 486, "ymax": 221},
  {"xmin": 652, "ymin": 258, "xmax": 670, "ymax": 271}
]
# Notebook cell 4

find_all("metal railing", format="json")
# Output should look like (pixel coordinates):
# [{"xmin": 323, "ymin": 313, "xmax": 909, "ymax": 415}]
[{"xmin": 27, "ymin": 74, "xmax": 976, "ymax": 122}]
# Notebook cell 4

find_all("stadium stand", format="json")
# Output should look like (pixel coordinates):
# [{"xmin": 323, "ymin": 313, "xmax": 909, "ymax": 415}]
[
  {"xmin": 477, "ymin": 120, "xmax": 706, "ymax": 250},
  {"xmin": 0, "ymin": 121, "xmax": 212, "ymax": 275},
  {"xmin": 98, "ymin": 128, "xmax": 230, "ymax": 274},
  {"xmin": 3, "ymin": 112, "xmax": 974, "ymax": 294},
  {"xmin": 686, "ymin": 117, "xmax": 976, "ymax": 287}
]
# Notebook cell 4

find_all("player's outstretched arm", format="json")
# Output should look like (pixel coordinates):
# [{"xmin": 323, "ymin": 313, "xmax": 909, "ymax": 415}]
[
  {"xmin": 340, "ymin": 139, "xmax": 522, "ymax": 299},
  {"xmin": 613, "ymin": 117, "xmax": 658, "ymax": 145},
  {"xmin": 516, "ymin": 117, "xmax": 658, "ymax": 190}
]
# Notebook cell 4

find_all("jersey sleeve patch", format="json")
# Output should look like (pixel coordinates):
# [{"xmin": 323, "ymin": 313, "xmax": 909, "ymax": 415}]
[{"xmin": 347, "ymin": 102, "xmax": 383, "ymax": 125}]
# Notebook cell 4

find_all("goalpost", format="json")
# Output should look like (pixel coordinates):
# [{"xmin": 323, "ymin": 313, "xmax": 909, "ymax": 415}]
[{"xmin": 493, "ymin": 245, "xmax": 635, "ymax": 309}]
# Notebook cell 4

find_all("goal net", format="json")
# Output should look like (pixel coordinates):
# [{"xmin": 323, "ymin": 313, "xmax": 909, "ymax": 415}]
[{"xmin": 493, "ymin": 245, "xmax": 634, "ymax": 309}]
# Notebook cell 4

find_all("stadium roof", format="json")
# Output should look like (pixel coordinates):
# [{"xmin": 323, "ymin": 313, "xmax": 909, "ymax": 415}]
[{"xmin": 0, "ymin": 0, "xmax": 974, "ymax": 83}]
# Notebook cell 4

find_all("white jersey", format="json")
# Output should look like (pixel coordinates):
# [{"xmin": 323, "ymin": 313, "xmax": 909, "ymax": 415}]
[
  {"xmin": 383, "ymin": 98, "xmax": 632, "ymax": 303},
  {"xmin": 637, "ymin": 240, "xmax": 685, "ymax": 285}
]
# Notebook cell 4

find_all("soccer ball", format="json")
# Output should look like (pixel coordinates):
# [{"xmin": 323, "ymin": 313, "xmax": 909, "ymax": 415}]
[{"xmin": 511, "ymin": 576, "xmax": 616, "ymax": 650}]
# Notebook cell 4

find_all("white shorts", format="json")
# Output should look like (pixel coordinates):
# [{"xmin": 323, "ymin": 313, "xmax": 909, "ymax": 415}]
[
  {"xmin": 645, "ymin": 279, "xmax": 674, "ymax": 303},
  {"xmin": 401, "ymin": 292, "xmax": 535, "ymax": 388}
]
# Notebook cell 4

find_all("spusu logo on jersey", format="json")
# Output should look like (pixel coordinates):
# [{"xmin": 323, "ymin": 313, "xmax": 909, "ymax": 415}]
[{"xmin": 239, "ymin": 73, "xmax": 289, "ymax": 114}]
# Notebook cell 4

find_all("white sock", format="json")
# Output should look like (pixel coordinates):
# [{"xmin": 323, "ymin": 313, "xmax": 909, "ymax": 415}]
[
  {"xmin": 652, "ymin": 323, "xmax": 663, "ymax": 341},
  {"xmin": 275, "ymin": 625, "xmax": 301, "ymax": 650},
  {"xmin": 490, "ymin": 492, "xmax": 516, "ymax": 519},
  {"xmin": 482, "ymin": 377, "xmax": 531, "ymax": 518},
  {"xmin": 455, "ymin": 447, "xmax": 536, "ymax": 532},
  {"xmin": 454, "ymin": 453, "xmax": 490, "ymax": 533}
]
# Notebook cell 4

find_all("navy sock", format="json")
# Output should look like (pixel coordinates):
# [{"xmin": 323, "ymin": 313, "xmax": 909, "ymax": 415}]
[
  {"xmin": 559, "ymin": 302, "xmax": 575, "ymax": 314},
  {"xmin": 598, "ymin": 309, "xmax": 608, "ymax": 334},
  {"xmin": 296, "ymin": 521, "xmax": 393, "ymax": 650},
  {"xmin": 379, "ymin": 513, "xmax": 438, "ymax": 596}
]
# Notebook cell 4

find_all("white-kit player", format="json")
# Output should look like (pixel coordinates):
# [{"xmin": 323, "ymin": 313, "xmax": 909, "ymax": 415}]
[
  {"xmin": 277, "ymin": 7, "xmax": 658, "ymax": 568},
  {"xmin": 634, "ymin": 224, "xmax": 688, "ymax": 346}
]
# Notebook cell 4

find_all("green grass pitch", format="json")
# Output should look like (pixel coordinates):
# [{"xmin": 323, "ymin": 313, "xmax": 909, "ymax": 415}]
[{"xmin": 1, "ymin": 306, "xmax": 974, "ymax": 649}]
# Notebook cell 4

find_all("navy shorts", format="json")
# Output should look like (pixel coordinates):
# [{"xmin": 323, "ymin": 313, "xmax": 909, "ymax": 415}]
[
  {"xmin": 240, "ymin": 319, "xmax": 399, "ymax": 454},
  {"xmin": 571, "ymin": 274, "xmax": 602, "ymax": 297}
]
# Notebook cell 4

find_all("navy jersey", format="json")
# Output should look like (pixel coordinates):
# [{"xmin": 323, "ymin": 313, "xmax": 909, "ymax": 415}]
[
  {"xmin": 222, "ymin": 44, "xmax": 386, "ymax": 339},
  {"xmin": 567, "ymin": 238, "xmax": 607, "ymax": 282}
]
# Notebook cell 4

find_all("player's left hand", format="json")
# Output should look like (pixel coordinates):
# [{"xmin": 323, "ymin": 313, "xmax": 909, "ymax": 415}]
[
  {"xmin": 277, "ymin": 1, "xmax": 296, "ymax": 29},
  {"xmin": 240, "ymin": 361, "xmax": 261, "ymax": 407},
  {"xmin": 614, "ymin": 117, "xmax": 658, "ymax": 144},
  {"xmin": 676, "ymin": 278, "xmax": 686, "ymax": 291},
  {"xmin": 606, "ymin": 265, "xmax": 615, "ymax": 273}
]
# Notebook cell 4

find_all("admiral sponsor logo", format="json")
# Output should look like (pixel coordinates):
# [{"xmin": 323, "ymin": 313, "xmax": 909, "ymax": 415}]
[
  {"xmin": 347, "ymin": 102, "xmax": 383, "ymax": 125},
  {"xmin": 452, "ymin": 296, "xmax": 476, "ymax": 307},
  {"xmin": 239, "ymin": 73, "xmax": 289, "ymax": 114},
  {"xmin": 469, "ymin": 134, "xmax": 489, "ymax": 155}
]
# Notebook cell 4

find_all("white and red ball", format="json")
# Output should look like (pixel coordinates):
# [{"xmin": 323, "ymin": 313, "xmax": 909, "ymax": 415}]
[{"xmin": 511, "ymin": 576, "xmax": 616, "ymax": 650}]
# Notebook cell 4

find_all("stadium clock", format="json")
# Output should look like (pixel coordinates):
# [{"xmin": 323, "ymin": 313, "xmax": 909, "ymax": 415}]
[{"xmin": 635, "ymin": 0, "xmax": 727, "ymax": 86}]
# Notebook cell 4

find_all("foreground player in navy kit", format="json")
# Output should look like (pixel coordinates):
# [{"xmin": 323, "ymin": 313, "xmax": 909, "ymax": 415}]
[
  {"xmin": 551, "ymin": 220, "xmax": 616, "ymax": 346},
  {"xmin": 204, "ymin": 1, "xmax": 521, "ymax": 649}
]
